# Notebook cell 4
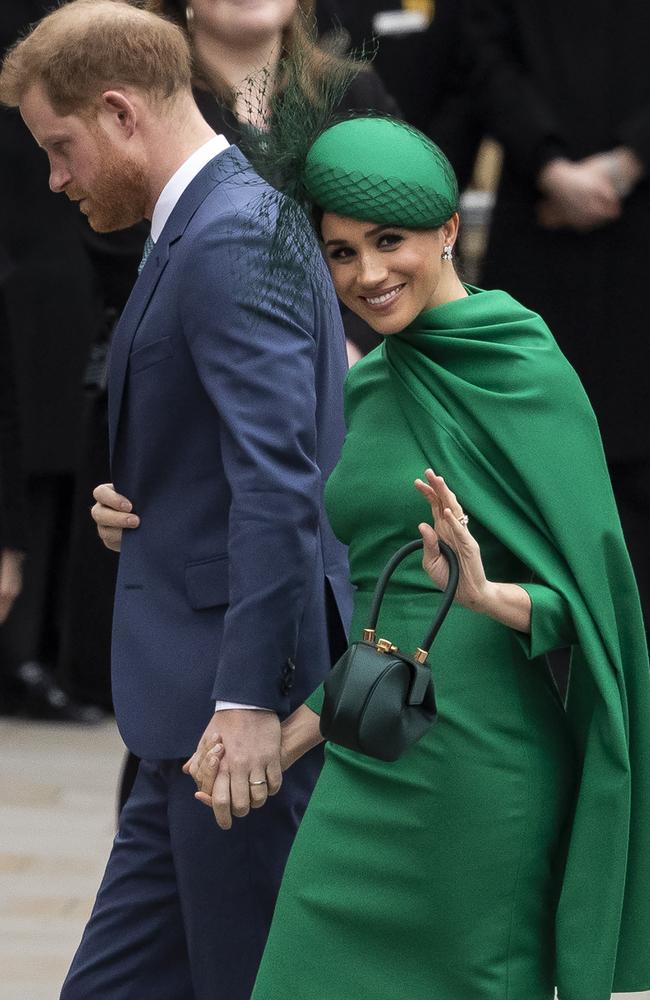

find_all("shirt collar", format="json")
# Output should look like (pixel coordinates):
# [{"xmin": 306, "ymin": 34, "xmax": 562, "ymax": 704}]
[{"xmin": 150, "ymin": 134, "xmax": 230, "ymax": 242}]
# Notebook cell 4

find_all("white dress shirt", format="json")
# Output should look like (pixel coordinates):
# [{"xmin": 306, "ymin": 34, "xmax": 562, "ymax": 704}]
[{"xmin": 148, "ymin": 133, "xmax": 265, "ymax": 715}]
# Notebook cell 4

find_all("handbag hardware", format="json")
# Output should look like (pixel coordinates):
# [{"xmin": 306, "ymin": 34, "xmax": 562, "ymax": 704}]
[{"xmin": 320, "ymin": 538, "xmax": 459, "ymax": 761}]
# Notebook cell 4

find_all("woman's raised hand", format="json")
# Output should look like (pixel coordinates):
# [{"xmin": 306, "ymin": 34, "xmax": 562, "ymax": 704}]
[{"xmin": 414, "ymin": 469, "xmax": 490, "ymax": 611}]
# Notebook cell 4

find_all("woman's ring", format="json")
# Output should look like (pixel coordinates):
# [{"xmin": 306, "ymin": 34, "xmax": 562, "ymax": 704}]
[
  {"xmin": 249, "ymin": 778, "xmax": 268, "ymax": 786},
  {"xmin": 457, "ymin": 513, "xmax": 469, "ymax": 526}
]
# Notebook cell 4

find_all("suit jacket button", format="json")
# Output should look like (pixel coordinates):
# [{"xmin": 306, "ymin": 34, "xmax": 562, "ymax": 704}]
[{"xmin": 281, "ymin": 658, "xmax": 296, "ymax": 693}]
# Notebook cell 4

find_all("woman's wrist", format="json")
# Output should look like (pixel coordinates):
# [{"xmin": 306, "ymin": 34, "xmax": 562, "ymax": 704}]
[
  {"xmin": 281, "ymin": 704, "xmax": 323, "ymax": 770},
  {"xmin": 467, "ymin": 580, "xmax": 532, "ymax": 634}
]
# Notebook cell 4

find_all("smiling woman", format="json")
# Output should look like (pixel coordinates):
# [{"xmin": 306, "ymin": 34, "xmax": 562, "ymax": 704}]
[
  {"xmin": 322, "ymin": 217, "xmax": 464, "ymax": 334},
  {"xmin": 246, "ymin": 116, "xmax": 650, "ymax": 1000}
]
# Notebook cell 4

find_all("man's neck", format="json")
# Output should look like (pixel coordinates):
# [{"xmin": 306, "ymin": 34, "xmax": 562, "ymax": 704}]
[
  {"xmin": 193, "ymin": 31, "xmax": 283, "ymax": 126},
  {"xmin": 143, "ymin": 103, "xmax": 217, "ymax": 219}
]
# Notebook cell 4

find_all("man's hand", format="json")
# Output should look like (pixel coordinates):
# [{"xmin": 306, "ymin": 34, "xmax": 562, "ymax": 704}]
[
  {"xmin": 0, "ymin": 548, "xmax": 24, "ymax": 625},
  {"xmin": 91, "ymin": 482, "xmax": 140, "ymax": 552},
  {"xmin": 191, "ymin": 705, "xmax": 322, "ymax": 818},
  {"xmin": 185, "ymin": 709, "xmax": 282, "ymax": 830}
]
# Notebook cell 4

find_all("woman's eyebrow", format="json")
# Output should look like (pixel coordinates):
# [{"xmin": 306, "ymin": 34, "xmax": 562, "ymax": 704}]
[{"xmin": 325, "ymin": 225, "xmax": 397, "ymax": 247}]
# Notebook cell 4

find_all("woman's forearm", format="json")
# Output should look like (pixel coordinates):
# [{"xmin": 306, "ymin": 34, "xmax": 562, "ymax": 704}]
[
  {"xmin": 280, "ymin": 703, "xmax": 324, "ymax": 771},
  {"xmin": 470, "ymin": 581, "xmax": 532, "ymax": 634}
]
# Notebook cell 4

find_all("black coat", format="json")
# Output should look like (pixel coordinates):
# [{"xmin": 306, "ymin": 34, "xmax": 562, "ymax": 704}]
[
  {"xmin": 467, "ymin": 0, "xmax": 650, "ymax": 461},
  {"xmin": 0, "ymin": 248, "xmax": 26, "ymax": 551},
  {"xmin": 0, "ymin": 75, "xmax": 97, "ymax": 477}
]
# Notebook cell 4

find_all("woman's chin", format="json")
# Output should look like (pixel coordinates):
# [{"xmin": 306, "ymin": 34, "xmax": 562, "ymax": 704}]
[{"xmin": 355, "ymin": 304, "xmax": 417, "ymax": 337}]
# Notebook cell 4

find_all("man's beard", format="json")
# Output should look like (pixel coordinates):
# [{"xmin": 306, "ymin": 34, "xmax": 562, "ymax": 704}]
[{"xmin": 73, "ymin": 139, "xmax": 149, "ymax": 233}]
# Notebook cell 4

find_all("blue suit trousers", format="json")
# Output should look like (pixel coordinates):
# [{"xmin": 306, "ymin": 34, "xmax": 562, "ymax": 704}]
[{"xmin": 61, "ymin": 749, "xmax": 322, "ymax": 999}]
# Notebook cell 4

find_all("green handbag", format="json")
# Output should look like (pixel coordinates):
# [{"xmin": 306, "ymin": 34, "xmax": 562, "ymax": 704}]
[{"xmin": 320, "ymin": 538, "xmax": 459, "ymax": 762}]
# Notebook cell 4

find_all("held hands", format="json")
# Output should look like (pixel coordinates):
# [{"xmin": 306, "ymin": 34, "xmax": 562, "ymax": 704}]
[
  {"xmin": 184, "ymin": 708, "xmax": 283, "ymax": 830},
  {"xmin": 91, "ymin": 483, "xmax": 140, "ymax": 552},
  {"xmin": 186, "ymin": 704, "xmax": 323, "ymax": 828},
  {"xmin": 536, "ymin": 148, "xmax": 643, "ymax": 232}
]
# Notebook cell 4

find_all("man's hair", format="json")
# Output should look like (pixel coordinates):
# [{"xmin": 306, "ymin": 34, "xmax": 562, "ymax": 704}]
[{"xmin": 0, "ymin": 0, "xmax": 192, "ymax": 112}]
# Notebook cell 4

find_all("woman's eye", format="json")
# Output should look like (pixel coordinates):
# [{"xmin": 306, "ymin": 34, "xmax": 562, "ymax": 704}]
[
  {"xmin": 328, "ymin": 247, "xmax": 354, "ymax": 261},
  {"xmin": 378, "ymin": 233, "xmax": 403, "ymax": 249}
]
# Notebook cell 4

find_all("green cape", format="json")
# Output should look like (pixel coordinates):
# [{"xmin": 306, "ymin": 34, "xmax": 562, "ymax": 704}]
[{"xmin": 384, "ymin": 286, "xmax": 650, "ymax": 999}]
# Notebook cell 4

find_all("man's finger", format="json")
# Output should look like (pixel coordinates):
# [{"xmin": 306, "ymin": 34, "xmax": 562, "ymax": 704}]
[
  {"xmin": 91, "ymin": 504, "xmax": 140, "ymax": 529},
  {"xmin": 229, "ymin": 772, "xmax": 251, "ymax": 819},
  {"xmin": 265, "ymin": 761, "xmax": 282, "ymax": 797},
  {"xmin": 92, "ymin": 482, "xmax": 133, "ymax": 512},
  {"xmin": 97, "ymin": 526, "xmax": 123, "ymax": 552}
]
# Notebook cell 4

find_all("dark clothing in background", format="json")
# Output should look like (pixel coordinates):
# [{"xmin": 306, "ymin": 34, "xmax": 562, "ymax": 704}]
[
  {"xmin": 0, "ymin": 102, "xmax": 95, "ymax": 677},
  {"xmin": 424, "ymin": 0, "xmax": 482, "ymax": 191},
  {"xmin": 0, "ymin": 251, "xmax": 26, "ymax": 553},
  {"xmin": 317, "ymin": 0, "xmax": 481, "ymax": 186},
  {"xmin": 470, "ymin": 0, "xmax": 650, "ymax": 462},
  {"xmin": 316, "ymin": 0, "xmax": 377, "ymax": 50},
  {"xmin": 468, "ymin": 0, "xmax": 650, "ymax": 640},
  {"xmin": 58, "ymin": 226, "xmax": 143, "ymax": 708}
]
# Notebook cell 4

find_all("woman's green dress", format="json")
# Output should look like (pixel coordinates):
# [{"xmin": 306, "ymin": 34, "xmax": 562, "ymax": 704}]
[{"xmin": 252, "ymin": 289, "xmax": 650, "ymax": 1000}]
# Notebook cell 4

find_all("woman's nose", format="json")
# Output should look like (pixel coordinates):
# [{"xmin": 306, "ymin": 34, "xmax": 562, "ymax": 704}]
[{"xmin": 357, "ymin": 254, "xmax": 389, "ymax": 287}]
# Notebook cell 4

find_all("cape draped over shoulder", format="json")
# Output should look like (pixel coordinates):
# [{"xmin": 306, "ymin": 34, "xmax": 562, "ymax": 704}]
[{"xmin": 383, "ymin": 286, "xmax": 650, "ymax": 999}]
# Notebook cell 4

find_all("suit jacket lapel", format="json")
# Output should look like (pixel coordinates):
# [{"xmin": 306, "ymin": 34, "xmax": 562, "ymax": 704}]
[{"xmin": 108, "ymin": 146, "xmax": 247, "ymax": 460}]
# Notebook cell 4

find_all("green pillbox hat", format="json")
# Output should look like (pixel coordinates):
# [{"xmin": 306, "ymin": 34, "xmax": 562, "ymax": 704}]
[{"xmin": 303, "ymin": 116, "xmax": 459, "ymax": 229}]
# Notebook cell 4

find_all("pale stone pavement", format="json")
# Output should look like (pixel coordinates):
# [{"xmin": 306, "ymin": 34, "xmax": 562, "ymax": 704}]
[
  {"xmin": 0, "ymin": 719, "xmax": 123, "ymax": 1000},
  {"xmin": 0, "ymin": 717, "xmax": 648, "ymax": 1000}
]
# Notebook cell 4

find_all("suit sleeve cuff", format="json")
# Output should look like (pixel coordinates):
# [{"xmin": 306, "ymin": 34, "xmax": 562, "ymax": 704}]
[{"xmin": 215, "ymin": 701, "xmax": 266, "ymax": 711}]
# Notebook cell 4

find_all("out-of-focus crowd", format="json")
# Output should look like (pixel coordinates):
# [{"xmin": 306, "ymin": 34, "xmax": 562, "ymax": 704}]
[{"xmin": 1, "ymin": 0, "xmax": 649, "ymax": 724}]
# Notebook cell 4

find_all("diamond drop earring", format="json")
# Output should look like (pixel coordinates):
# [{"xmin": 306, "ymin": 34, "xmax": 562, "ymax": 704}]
[
  {"xmin": 441, "ymin": 245, "xmax": 453, "ymax": 262},
  {"xmin": 185, "ymin": 4, "xmax": 194, "ymax": 29}
]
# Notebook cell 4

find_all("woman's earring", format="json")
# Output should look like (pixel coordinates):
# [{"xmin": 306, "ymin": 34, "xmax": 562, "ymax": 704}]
[
  {"xmin": 185, "ymin": 4, "xmax": 194, "ymax": 29},
  {"xmin": 441, "ymin": 245, "xmax": 453, "ymax": 262}
]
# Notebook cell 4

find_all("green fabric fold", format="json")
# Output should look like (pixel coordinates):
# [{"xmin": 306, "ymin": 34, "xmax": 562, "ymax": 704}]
[
  {"xmin": 516, "ymin": 581, "xmax": 577, "ymax": 659},
  {"xmin": 381, "ymin": 285, "xmax": 650, "ymax": 998}
]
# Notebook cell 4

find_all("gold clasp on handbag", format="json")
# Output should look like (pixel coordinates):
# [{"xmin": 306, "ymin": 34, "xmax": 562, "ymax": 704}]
[
  {"xmin": 376, "ymin": 637, "xmax": 398, "ymax": 654},
  {"xmin": 362, "ymin": 629, "xmax": 398, "ymax": 655}
]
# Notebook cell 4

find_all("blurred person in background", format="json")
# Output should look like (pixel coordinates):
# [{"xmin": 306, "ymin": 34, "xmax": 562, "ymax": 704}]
[
  {"xmin": 0, "ymin": 246, "xmax": 26, "ymax": 638},
  {"xmin": 146, "ymin": 0, "xmax": 399, "ymax": 362},
  {"xmin": 468, "ymin": 0, "xmax": 650, "ymax": 645},
  {"xmin": 423, "ymin": 0, "xmax": 481, "ymax": 192},
  {"xmin": 0, "ymin": 1, "xmax": 105, "ymax": 721}
]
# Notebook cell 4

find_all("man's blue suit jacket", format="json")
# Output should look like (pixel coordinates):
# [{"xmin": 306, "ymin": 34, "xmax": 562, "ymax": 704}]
[{"xmin": 107, "ymin": 146, "xmax": 352, "ymax": 759}]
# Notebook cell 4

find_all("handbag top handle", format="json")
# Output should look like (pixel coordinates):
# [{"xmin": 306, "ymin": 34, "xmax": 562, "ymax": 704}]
[{"xmin": 363, "ymin": 539, "xmax": 459, "ymax": 664}]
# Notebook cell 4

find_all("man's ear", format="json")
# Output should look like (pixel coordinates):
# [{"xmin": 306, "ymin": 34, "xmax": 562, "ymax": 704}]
[{"xmin": 100, "ymin": 90, "xmax": 137, "ymax": 139}]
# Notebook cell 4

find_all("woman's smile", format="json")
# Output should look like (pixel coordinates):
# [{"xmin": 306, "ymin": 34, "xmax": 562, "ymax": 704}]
[{"xmin": 359, "ymin": 283, "xmax": 406, "ymax": 311}]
